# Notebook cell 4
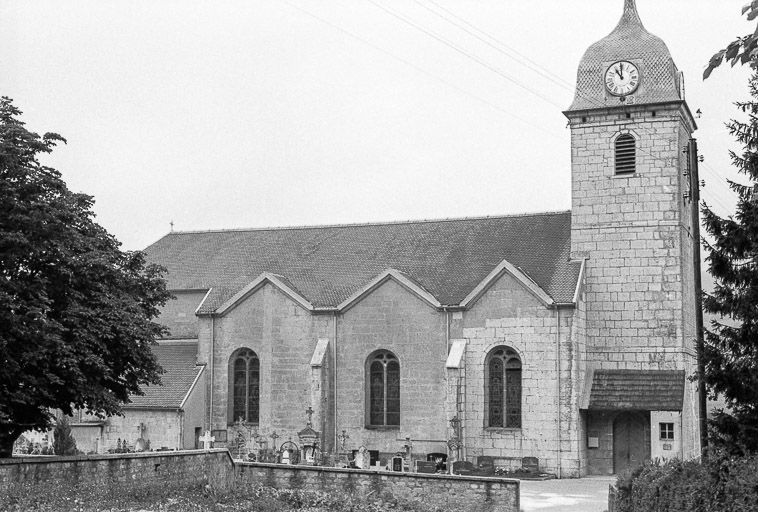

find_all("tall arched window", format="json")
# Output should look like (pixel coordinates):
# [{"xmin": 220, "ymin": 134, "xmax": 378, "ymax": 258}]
[
  {"xmin": 229, "ymin": 348, "xmax": 259, "ymax": 424},
  {"xmin": 615, "ymin": 133, "xmax": 636, "ymax": 174},
  {"xmin": 367, "ymin": 351, "xmax": 400, "ymax": 427},
  {"xmin": 486, "ymin": 347, "xmax": 522, "ymax": 428}
]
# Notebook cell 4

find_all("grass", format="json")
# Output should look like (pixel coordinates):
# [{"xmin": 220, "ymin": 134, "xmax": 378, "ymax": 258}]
[{"xmin": 0, "ymin": 483, "xmax": 470, "ymax": 512}]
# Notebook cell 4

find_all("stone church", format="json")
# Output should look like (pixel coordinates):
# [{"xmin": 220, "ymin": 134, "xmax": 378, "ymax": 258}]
[{"xmin": 125, "ymin": 0, "xmax": 701, "ymax": 477}]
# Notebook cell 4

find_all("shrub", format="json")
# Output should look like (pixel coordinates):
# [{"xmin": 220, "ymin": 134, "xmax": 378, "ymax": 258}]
[
  {"xmin": 52, "ymin": 416, "xmax": 78, "ymax": 456},
  {"xmin": 613, "ymin": 452, "xmax": 758, "ymax": 512}
]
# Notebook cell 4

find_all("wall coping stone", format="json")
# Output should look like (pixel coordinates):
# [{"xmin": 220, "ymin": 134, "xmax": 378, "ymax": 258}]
[
  {"xmin": 237, "ymin": 461, "xmax": 520, "ymax": 485},
  {"xmin": 0, "ymin": 448, "xmax": 232, "ymax": 466}
]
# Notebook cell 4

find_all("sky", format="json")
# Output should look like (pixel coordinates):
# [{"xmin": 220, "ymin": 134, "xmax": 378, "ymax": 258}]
[{"xmin": 0, "ymin": 0, "xmax": 754, "ymax": 251}]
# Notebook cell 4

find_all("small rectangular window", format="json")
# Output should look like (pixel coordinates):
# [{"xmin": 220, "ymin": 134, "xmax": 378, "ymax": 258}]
[{"xmin": 660, "ymin": 422, "xmax": 675, "ymax": 440}]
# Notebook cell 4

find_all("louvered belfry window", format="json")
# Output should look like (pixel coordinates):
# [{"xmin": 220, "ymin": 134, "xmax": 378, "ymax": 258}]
[{"xmin": 615, "ymin": 133, "xmax": 636, "ymax": 174}]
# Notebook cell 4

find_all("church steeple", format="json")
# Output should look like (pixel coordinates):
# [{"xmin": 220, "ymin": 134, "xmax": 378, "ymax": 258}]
[
  {"xmin": 566, "ymin": 0, "xmax": 682, "ymax": 112},
  {"xmin": 613, "ymin": 0, "xmax": 645, "ymax": 35}
]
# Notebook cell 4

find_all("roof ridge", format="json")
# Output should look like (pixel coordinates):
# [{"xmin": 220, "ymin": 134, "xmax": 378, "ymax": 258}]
[{"xmin": 163, "ymin": 210, "xmax": 572, "ymax": 236}]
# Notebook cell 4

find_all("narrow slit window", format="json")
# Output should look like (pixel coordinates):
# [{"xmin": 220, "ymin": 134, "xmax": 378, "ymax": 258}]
[{"xmin": 615, "ymin": 134, "xmax": 636, "ymax": 174}]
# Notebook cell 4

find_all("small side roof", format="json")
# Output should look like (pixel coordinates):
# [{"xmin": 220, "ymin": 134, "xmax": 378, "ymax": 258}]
[
  {"xmin": 125, "ymin": 341, "xmax": 203, "ymax": 410},
  {"xmin": 585, "ymin": 369, "xmax": 685, "ymax": 411}
]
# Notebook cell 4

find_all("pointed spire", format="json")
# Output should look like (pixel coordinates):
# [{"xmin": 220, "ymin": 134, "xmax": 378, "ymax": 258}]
[{"xmin": 613, "ymin": 0, "xmax": 646, "ymax": 34}]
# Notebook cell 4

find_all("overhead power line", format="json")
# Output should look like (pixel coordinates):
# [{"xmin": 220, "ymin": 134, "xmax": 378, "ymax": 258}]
[{"xmin": 276, "ymin": 0, "xmax": 567, "ymax": 141}]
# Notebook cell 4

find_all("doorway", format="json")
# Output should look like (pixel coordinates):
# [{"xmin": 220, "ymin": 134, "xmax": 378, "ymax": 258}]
[{"xmin": 613, "ymin": 411, "xmax": 648, "ymax": 474}]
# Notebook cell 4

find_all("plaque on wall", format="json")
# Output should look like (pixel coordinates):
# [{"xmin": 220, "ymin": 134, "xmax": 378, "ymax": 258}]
[{"xmin": 392, "ymin": 457, "xmax": 404, "ymax": 472}]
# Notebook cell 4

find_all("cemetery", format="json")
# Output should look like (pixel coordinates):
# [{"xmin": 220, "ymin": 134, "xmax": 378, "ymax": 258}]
[{"xmin": 0, "ymin": 442, "xmax": 520, "ymax": 512}]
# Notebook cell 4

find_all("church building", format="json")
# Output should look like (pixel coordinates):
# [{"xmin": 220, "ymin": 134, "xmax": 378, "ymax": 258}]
[{"xmin": 140, "ymin": 0, "xmax": 700, "ymax": 477}]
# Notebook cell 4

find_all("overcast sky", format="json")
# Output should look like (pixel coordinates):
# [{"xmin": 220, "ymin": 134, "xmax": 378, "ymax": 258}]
[{"xmin": 1, "ymin": 0, "xmax": 752, "ymax": 251}]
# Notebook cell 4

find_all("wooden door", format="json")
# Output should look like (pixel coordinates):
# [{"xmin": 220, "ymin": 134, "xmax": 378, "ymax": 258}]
[{"xmin": 613, "ymin": 412, "xmax": 648, "ymax": 474}]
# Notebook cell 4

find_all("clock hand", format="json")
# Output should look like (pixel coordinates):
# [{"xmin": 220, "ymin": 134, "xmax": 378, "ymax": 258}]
[{"xmin": 618, "ymin": 63, "xmax": 624, "ymax": 80}]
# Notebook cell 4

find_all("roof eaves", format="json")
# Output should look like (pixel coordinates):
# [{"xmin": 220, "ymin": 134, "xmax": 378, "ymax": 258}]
[
  {"xmin": 572, "ymin": 258, "xmax": 587, "ymax": 304},
  {"xmin": 195, "ymin": 288, "xmax": 213, "ymax": 315},
  {"xmin": 179, "ymin": 365, "xmax": 205, "ymax": 410},
  {"xmin": 460, "ymin": 259, "xmax": 556, "ymax": 309}
]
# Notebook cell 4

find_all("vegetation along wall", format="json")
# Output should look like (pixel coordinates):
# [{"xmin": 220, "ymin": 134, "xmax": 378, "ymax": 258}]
[{"xmin": 0, "ymin": 451, "xmax": 519, "ymax": 512}]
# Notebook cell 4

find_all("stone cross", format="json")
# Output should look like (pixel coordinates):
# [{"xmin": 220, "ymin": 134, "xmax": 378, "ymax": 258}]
[
  {"xmin": 305, "ymin": 406, "xmax": 314, "ymax": 426},
  {"xmin": 270, "ymin": 430, "xmax": 279, "ymax": 450},
  {"xmin": 199, "ymin": 431, "xmax": 215, "ymax": 450}
]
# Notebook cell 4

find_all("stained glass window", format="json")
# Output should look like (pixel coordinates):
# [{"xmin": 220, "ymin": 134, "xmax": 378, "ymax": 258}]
[
  {"xmin": 368, "ymin": 352, "xmax": 400, "ymax": 427},
  {"xmin": 487, "ymin": 347, "xmax": 521, "ymax": 428},
  {"xmin": 231, "ymin": 349, "xmax": 259, "ymax": 424}
]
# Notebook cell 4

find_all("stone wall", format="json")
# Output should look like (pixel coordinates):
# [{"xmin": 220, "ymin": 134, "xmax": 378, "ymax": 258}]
[
  {"xmin": 337, "ymin": 278, "xmax": 448, "ymax": 456},
  {"xmin": 237, "ymin": 462, "xmax": 519, "ymax": 512},
  {"xmin": 0, "ymin": 449, "xmax": 233, "ymax": 495},
  {"xmin": 456, "ymin": 272, "xmax": 578, "ymax": 476},
  {"xmin": 0, "ymin": 452, "xmax": 519, "ymax": 512}
]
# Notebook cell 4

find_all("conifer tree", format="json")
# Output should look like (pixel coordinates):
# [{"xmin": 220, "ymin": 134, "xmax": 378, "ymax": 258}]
[
  {"xmin": 52, "ymin": 416, "xmax": 78, "ymax": 456},
  {"xmin": 702, "ymin": 73, "xmax": 758, "ymax": 454}
]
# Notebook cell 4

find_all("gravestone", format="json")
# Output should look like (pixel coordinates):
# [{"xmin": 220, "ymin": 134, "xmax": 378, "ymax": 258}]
[
  {"xmin": 391, "ymin": 456, "xmax": 404, "ymax": 472},
  {"xmin": 414, "ymin": 460, "xmax": 437, "ymax": 474},
  {"xmin": 427, "ymin": 452, "xmax": 447, "ymax": 472},
  {"xmin": 477, "ymin": 455, "xmax": 495, "ymax": 475},
  {"xmin": 353, "ymin": 446, "xmax": 370, "ymax": 469},
  {"xmin": 522, "ymin": 456, "xmax": 539, "ymax": 473},
  {"xmin": 451, "ymin": 460, "xmax": 473, "ymax": 475}
]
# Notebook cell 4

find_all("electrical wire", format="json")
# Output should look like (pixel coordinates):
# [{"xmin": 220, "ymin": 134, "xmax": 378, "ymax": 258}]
[
  {"xmin": 276, "ymin": 0, "xmax": 567, "ymax": 141},
  {"xmin": 363, "ymin": 0, "xmax": 566, "ymax": 109}
]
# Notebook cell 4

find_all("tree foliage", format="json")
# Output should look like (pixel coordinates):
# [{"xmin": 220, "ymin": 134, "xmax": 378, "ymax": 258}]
[
  {"xmin": 702, "ymin": 75, "xmax": 758, "ymax": 455},
  {"xmin": 0, "ymin": 97, "xmax": 171, "ymax": 457},
  {"xmin": 705, "ymin": 2, "xmax": 758, "ymax": 78}
]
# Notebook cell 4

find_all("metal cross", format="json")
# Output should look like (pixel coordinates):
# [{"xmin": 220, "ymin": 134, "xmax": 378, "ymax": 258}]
[{"xmin": 305, "ymin": 406, "xmax": 314, "ymax": 425}]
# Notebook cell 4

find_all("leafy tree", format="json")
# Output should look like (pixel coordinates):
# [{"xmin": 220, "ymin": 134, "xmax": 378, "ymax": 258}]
[
  {"xmin": 52, "ymin": 415, "xmax": 78, "ymax": 456},
  {"xmin": 0, "ymin": 97, "xmax": 171, "ymax": 457},
  {"xmin": 702, "ymin": 74, "xmax": 758, "ymax": 455},
  {"xmin": 705, "ymin": 2, "xmax": 758, "ymax": 78}
]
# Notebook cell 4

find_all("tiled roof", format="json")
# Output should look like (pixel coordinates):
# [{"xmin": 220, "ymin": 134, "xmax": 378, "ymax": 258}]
[
  {"xmin": 144, "ymin": 212, "xmax": 581, "ymax": 313},
  {"xmin": 588, "ymin": 370, "xmax": 685, "ymax": 411},
  {"xmin": 126, "ymin": 341, "xmax": 202, "ymax": 409}
]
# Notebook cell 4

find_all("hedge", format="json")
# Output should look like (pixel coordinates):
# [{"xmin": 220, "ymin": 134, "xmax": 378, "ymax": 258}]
[{"xmin": 612, "ymin": 453, "xmax": 758, "ymax": 511}]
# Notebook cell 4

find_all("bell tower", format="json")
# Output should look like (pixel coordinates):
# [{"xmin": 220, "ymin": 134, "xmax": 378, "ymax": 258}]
[{"xmin": 564, "ymin": 0, "xmax": 701, "ymax": 472}]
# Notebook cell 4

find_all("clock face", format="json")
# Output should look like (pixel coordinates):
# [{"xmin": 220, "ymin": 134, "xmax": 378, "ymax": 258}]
[{"xmin": 605, "ymin": 61, "xmax": 640, "ymax": 96}]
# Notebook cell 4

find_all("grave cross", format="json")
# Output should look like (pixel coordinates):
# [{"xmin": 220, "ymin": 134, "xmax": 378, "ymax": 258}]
[
  {"xmin": 199, "ymin": 431, "xmax": 215, "ymax": 450},
  {"xmin": 305, "ymin": 406, "xmax": 314, "ymax": 426},
  {"xmin": 270, "ymin": 430, "xmax": 280, "ymax": 449}
]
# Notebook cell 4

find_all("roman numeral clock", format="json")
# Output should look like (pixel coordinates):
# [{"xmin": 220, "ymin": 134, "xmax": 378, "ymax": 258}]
[{"xmin": 605, "ymin": 60, "xmax": 640, "ymax": 96}]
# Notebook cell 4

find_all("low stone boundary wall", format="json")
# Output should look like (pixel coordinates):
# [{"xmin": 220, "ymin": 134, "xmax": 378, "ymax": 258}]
[
  {"xmin": 237, "ymin": 462, "xmax": 520, "ymax": 512},
  {"xmin": 0, "ymin": 449, "xmax": 233, "ymax": 495},
  {"xmin": 0, "ymin": 452, "xmax": 519, "ymax": 512}
]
